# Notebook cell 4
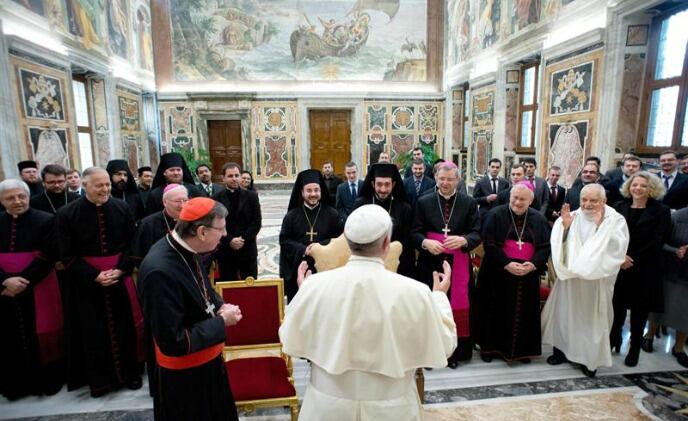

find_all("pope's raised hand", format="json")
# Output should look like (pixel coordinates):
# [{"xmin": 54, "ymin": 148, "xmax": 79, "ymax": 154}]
[
  {"xmin": 560, "ymin": 203, "xmax": 575, "ymax": 229},
  {"xmin": 432, "ymin": 260, "xmax": 452, "ymax": 294}
]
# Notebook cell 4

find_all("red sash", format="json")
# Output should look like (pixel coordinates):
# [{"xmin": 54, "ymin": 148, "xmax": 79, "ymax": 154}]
[
  {"xmin": 502, "ymin": 239, "xmax": 535, "ymax": 261},
  {"xmin": 0, "ymin": 251, "xmax": 63, "ymax": 364},
  {"xmin": 427, "ymin": 232, "xmax": 470, "ymax": 338},
  {"xmin": 155, "ymin": 342, "xmax": 224, "ymax": 370},
  {"xmin": 82, "ymin": 255, "xmax": 144, "ymax": 362}
]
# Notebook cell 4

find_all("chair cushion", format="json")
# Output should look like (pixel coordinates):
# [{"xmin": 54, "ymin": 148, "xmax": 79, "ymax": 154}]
[
  {"xmin": 226, "ymin": 357, "xmax": 296, "ymax": 401},
  {"xmin": 540, "ymin": 286, "xmax": 551, "ymax": 301},
  {"xmin": 222, "ymin": 286, "xmax": 281, "ymax": 345}
]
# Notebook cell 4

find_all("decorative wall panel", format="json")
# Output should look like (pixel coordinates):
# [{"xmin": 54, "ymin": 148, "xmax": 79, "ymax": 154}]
[{"xmin": 250, "ymin": 101, "xmax": 298, "ymax": 179}]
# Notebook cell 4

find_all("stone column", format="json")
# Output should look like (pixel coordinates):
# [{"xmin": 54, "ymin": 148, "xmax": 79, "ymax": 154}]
[{"xmin": 0, "ymin": 20, "xmax": 22, "ymax": 179}]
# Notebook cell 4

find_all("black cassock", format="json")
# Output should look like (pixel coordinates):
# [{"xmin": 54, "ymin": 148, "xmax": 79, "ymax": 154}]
[
  {"xmin": 355, "ymin": 196, "xmax": 415, "ymax": 278},
  {"xmin": 56, "ymin": 197, "xmax": 142, "ymax": 395},
  {"xmin": 111, "ymin": 189, "xmax": 145, "ymax": 221},
  {"xmin": 132, "ymin": 211, "xmax": 176, "ymax": 265},
  {"xmin": 30, "ymin": 190, "xmax": 80, "ymax": 215},
  {"xmin": 0, "ymin": 209, "xmax": 62, "ymax": 400},
  {"xmin": 473, "ymin": 205, "xmax": 551, "ymax": 361},
  {"xmin": 138, "ymin": 234, "xmax": 237, "ymax": 421},
  {"xmin": 145, "ymin": 183, "xmax": 203, "ymax": 215},
  {"xmin": 412, "ymin": 192, "xmax": 481, "ymax": 361},
  {"xmin": 279, "ymin": 203, "xmax": 341, "ymax": 301}
]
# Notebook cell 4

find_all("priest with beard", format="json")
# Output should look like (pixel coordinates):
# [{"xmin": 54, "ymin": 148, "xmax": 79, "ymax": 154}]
[
  {"xmin": 138, "ymin": 198, "xmax": 242, "ymax": 421},
  {"xmin": 56, "ymin": 167, "xmax": 144, "ymax": 397},
  {"xmin": 18, "ymin": 160, "xmax": 44, "ymax": 197},
  {"xmin": 279, "ymin": 169, "xmax": 341, "ymax": 301},
  {"xmin": 0, "ymin": 179, "xmax": 64, "ymax": 400},
  {"xmin": 107, "ymin": 159, "xmax": 145, "ymax": 221},
  {"xmin": 355, "ymin": 163, "xmax": 415, "ymax": 278},
  {"xmin": 473, "ymin": 184, "xmax": 551, "ymax": 363},
  {"xmin": 412, "ymin": 162, "xmax": 481, "ymax": 366},
  {"xmin": 30, "ymin": 164, "xmax": 80, "ymax": 215},
  {"xmin": 145, "ymin": 153, "xmax": 202, "ymax": 215}
]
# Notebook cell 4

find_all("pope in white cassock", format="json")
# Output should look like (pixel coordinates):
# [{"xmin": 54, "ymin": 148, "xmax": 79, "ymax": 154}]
[
  {"xmin": 279, "ymin": 204, "xmax": 457, "ymax": 421},
  {"xmin": 542, "ymin": 184, "xmax": 629, "ymax": 377}
]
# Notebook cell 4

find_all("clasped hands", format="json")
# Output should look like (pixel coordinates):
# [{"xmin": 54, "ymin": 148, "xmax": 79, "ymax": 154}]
[
  {"xmin": 95, "ymin": 269, "xmax": 124, "ymax": 287},
  {"xmin": 504, "ymin": 261, "xmax": 536, "ymax": 276},
  {"xmin": 217, "ymin": 303, "xmax": 242, "ymax": 326},
  {"xmin": 1, "ymin": 276, "xmax": 30, "ymax": 297},
  {"xmin": 423, "ymin": 236, "xmax": 467, "ymax": 255}
]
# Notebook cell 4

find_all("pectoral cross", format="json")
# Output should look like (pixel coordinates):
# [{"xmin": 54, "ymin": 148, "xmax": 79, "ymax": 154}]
[
  {"xmin": 516, "ymin": 239, "xmax": 524, "ymax": 250},
  {"xmin": 306, "ymin": 228, "xmax": 317, "ymax": 242},
  {"xmin": 205, "ymin": 301, "xmax": 216, "ymax": 316},
  {"xmin": 442, "ymin": 225, "xmax": 451, "ymax": 238}
]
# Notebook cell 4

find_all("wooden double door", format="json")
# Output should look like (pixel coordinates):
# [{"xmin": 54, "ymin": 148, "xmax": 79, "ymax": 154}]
[
  {"xmin": 309, "ymin": 110, "xmax": 351, "ymax": 177},
  {"xmin": 208, "ymin": 120, "xmax": 242, "ymax": 183}
]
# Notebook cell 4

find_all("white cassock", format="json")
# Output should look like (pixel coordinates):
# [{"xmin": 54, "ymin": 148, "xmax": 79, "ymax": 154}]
[
  {"xmin": 542, "ymin": 205, "xmax": 629, "ymax": 370},
  {"xmin": 279, "ymin": 255, "xmax": 457, "ymax": 421}
]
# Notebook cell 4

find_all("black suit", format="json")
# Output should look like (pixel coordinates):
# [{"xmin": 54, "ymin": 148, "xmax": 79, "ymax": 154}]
[
  {"xmin": 472, "ymin": 175, "xmax": 508, "ymax": 217},
  {"xmin": 543, "ymin": 183, "xmax": 565, "ymax": 222},
  {"xmin": 603, "ymin": 176, "xmax": 626, "ymax": 206},
  {"xmin": 530, "ymin": 176, "xmax": 550, "ymax": 215},
  {"xmin": 335, "ymin": 180, "xmax": 363, "ymax": 225},
  {"xmin": 212, "ymin": 188, "xmax": 262, "ymax": 281},
  {"xmin": 323, "ymin": 176, "xmax": 342, "ymax": 206},
  {"xmin": 197, "ymin": 182, "xmax": 224, "ymax": 198},
  {"xmin": 659, "ymin": 172, "xmax": 688, "ymax": 210},
  {"xmin": 403, "ymin": 175, "xmax": 436, "ymax": 207}
]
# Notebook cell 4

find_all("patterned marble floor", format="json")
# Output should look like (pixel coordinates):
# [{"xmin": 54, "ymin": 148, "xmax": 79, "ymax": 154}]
[{"xmin": 3, "ymin": 190, "xmax": 688, "ymax": 420}]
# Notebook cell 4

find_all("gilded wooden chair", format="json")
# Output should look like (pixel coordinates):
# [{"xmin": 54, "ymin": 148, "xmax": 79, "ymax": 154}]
[
  {"xmin": 309, "ymin": 235, "xmax": 427, "ymax": 402},
  {"xmin": 215, "ymin": 277, "xmax": 299, "ymax": 420}
]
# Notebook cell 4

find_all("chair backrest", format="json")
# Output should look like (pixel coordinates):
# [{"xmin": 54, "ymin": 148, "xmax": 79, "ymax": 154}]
[
  {"xmin": 215, "ymin": 277, "xmax": 285, "ymax": 348},
  {"xmin": 309, "ymin": 234, "xmax": 403, "ymax": 272}
]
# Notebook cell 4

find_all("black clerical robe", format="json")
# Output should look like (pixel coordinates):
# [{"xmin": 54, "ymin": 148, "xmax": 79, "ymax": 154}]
[
  {"xmin": 0, "ymin": 209, "xmax": 63, "ymax": 400},
  {"xmin": 279, "ymin": 203, "xmax": 341, "ymax": 301},
  {"xmin": 30, "ymin": 190, "xmax": 80, "ymax": 215},
  {"xmin": 412, "ymin": 191, "xmax": 481, "ymax": 361},
  {"xmin": 473, "ymin": 205, "xmax": 551, "ymax": 361},
  {"xmin": 355, "ymin": 196, "xmax": 415, "ymax": 278},
  {"xmin": 213, "ymin": 188, "xmax": 262, "ymax": 281},
  {"xmin": 57, "ymin": 197, "xmax": 142, "ymax": 395},
  {"xmin": 111, "ymin": 189, "xmax": 145, "ymax": 221},
  {"xmin": 146, "ymin": 183, "xmax": 203, "ymax": 215},
  {"xmin": 28, "ymin": 181, "xmax": 44, "ymax": 197},
  {"xmin": 132, "ymin": 211, "xmax": 176, "ymax": 265},
  {"xmin": 138, "ymin": 234, "xmax": 237, "ymax": 421}
]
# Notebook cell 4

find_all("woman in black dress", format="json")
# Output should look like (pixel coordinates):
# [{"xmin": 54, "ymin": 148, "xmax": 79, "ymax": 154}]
[{"xmin": 610, "ymin": 172, "xmax": 671, "ymax": 367}]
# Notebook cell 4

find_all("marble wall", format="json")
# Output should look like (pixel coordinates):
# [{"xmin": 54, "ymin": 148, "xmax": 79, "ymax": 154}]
[
  {"xmin": 251, "ymin": 101, "xmax": 299, "ymax": 180},
  {"xmin": 616, "ymin": 53, "xmax": 645, "ymax": 155},
  {"xmin": 116, "ymin": 87, "xmax": 144, "ymax": 171}
]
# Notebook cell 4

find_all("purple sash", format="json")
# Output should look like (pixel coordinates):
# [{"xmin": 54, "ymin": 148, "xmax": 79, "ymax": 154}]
[
  {"xmin": 427, "ymin": 232, "xmax": 470, "ymax": 338},
  {"xmin": 503, "ymin": 239, "xmax": 535, "ymax": 261},
  {"xmin": 82, "ymin": 255, "xmax": 145, "ymax": 362},
  {"xmin": 0, "ymin": 251, "xmax": 63, "ymax": 363}
]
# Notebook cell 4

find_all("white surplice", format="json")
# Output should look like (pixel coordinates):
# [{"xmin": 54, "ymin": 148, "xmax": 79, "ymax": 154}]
[
  {"xmin": 279, "ymin": 255, "xmax": 457, "ymax": 421},
  {"xmin": 542, "ymin": 205, "xmax": 629, "ymax": 370}
]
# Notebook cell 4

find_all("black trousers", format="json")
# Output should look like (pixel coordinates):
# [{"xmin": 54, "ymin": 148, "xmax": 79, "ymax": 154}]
[{"xmin": 610, "ymin": 300, "xmax": 649, "ymax": 350}]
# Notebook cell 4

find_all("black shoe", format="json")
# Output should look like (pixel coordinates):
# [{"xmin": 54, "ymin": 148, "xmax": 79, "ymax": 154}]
[
  {"xmin": 90, "ymin": 388, "xmax": 110, "ymax": 398},
  {"xmin": 424, "ymin": 367, "xmax": 433, "ymax": 371},
  {"xmin": 610, "ymin": 336, "xmax": 622, "ymax": 354},
  {"xmin": 126, "ymin": 377, "xmax": 143, "ymax": 390},
  {"xmin": 625, "ymin": 347, "xmax": 640, "ymax": 367},
  {"xmin": 43, "ymin": 383, "xmax": 63, "ymax": 396},
  {"xmin": 672, "ymin": 349, "xmax": 688, "ymax": 368},
  {"xmin": 480, "ymin": 352, "xmax": 493, "ymax": 363},
  {"xmin": 447, "ymin": 360, "xmax": 459, "ymax": 369},
  {"xmin": 547, "ymin": 353, "xmax": 566, "ymax": 365},
  {"xmin": 581, "ymin": 365, "xmax": 597, "ymax": 377},
  {"xmin": 641, "ymin": 337, "xmax": 654, "ymax": 353}
]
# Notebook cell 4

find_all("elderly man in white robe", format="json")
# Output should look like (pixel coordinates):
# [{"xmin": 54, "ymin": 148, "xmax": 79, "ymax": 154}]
[
  {"xmin": 542, "ymin": 184, "xmax": 629, "ymax": 377},
  {"xmin": 279, "ymin": 204, "xmax": 457, "ymax": 421}
]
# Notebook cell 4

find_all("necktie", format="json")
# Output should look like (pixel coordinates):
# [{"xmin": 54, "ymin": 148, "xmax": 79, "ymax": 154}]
[
  {"xmin": 351, "ymin": 183, "xmax": 357, "ymax": 198},
  {"xmin": 207, "ymin": 185, "xmax": 212, "ymax": 195},
  {"xmin": 491, "ymin": 178, "xmax": 497, "ymax": 194},
  {"xmin": 550, "ymin": 185, "xmax": 557, "ymax": 201},
  {"xmin": 415, "ymin": 179, "xmax": 421, "ymax": 194},
  {"xmin": 664, "ymin": 175, "xmax": 671, "ymax": 190}
]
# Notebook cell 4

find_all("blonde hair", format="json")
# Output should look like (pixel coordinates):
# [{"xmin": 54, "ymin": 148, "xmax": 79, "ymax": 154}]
[{"xmin": 620, "ymin": 171, "xmax": 665, "ymax": 200}]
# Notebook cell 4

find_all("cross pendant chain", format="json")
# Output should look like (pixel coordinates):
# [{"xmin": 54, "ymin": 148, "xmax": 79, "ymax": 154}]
[
  {"xmin": 306, "ymin": 228, "xmax": 317, "ymax": 242},
  {"xmin": 205, "ymin": 301, "xmax": 216, "ymax": 316},
  {"xmin": 442, "ymin": 225, "xmax": 451, "ymax": 238}
]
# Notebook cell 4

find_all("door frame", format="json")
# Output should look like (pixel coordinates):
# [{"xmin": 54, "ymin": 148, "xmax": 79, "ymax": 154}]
[
  {"xmin": 197, "ymin": 110, "xmax": 251, "ymax": 173},
  {"xmin": 298, "ymin": 99, "xmax": 364, "ymax": 175}
]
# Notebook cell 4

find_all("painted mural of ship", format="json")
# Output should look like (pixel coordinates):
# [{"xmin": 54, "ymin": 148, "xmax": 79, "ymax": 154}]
[{"xmin": 290, "ymin": 0, "xmax": 399, "ymax": 62}]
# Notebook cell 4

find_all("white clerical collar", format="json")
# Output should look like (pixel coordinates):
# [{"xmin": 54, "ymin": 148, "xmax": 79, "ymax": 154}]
[
  {"xmin": 438, "ymin": 190, "xmax": 456, "ymax": 200},
  {"xmin": 304, "ymin": 202, "xmax": 319, "ymax": 210},
  {"xmin": 171, "ymin": 230, "xmax": 196, "ymax": 254}
]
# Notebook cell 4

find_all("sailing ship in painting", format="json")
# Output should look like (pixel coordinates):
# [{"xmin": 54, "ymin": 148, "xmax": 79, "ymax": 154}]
[{"xmin": 290, "ymin": 0, "xmax": 399, "ymax": 62}]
